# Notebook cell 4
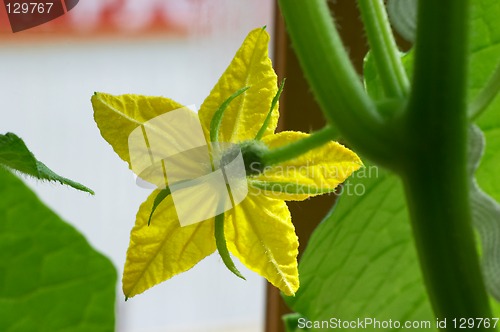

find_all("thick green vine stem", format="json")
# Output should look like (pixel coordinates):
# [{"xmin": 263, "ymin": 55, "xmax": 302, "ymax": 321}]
[
  {"xmin": 357, "ymin": 0, "xmax": 409, "ymax": 98},
  {"xmin": 278, "ymin": 0, "xmax": 399, "ymax": 168},
  {"xmin": 279, "ymin": 0, "xmax": 495, "ymax": 327},
  {"xmin": 403, "ymin": 0, "xmax": 493, "ymax": 327}
]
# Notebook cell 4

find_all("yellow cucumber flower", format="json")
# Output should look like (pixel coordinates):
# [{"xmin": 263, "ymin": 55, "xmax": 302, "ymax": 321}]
[{"xmin": 91, "ymin": 27, "xmax": 362, "ymax": 299}]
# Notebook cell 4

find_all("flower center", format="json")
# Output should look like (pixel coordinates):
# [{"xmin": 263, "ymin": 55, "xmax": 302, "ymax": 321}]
[{"xmin": 220, "ymin": 140, "xmax": 268, "ymax": 176}]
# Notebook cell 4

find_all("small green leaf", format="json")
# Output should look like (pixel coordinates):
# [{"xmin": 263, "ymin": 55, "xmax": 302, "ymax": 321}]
[
  {"xmin": 214, "ymin": 213, "xmax": 245, "ymax": 280},
  {"xmin": 0, "ymin": 133, "xmax": 94, "ymax": 194},
  {"xmin": 363, "ymin": 52, "xmax": 386, "ymax": 100},
  {"xmin": 0, "ymin": 167, "xmax": 116, "ymax": 331},
  {"xmin": 363, "ymin": 51, "xmax": 413, "ymax": 102}
]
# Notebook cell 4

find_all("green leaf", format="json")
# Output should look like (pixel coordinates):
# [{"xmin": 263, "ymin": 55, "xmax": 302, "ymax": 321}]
[
  {"xmin": 282, "ymin": 313, "xmax": 310, "ymax": 332},
  {"xmin": 0, "ymin": 133, "xmax": 94, "ymax": 194},
  {"xmin": 363, "ymin": 51, "xmax": 386, "ymax": 101},
  {"xmin": 0, "ymin": 167, "xmax": 116, "ymax": 331},
  {"xmin": 468, "ymin": 125, "xmax": 500, "ymax": 302},
  {"xmin": 470, "ymin": 0, "xmax": 500, "ymax": 203},
  {"xmin": 284, "ymin": 168, "xmax": 436, "ymax": 331},
  {"xmin": 363, "ymin": 51, "xmax": 413, "ymax": 103},
  {"xmin": 386, "ymin": 0, "xmax": 417, "ymax": 42}
]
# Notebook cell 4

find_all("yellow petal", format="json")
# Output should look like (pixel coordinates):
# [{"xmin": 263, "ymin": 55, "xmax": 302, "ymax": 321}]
[
  {"xmin": 225, "ymin": 191, "xmax": 299, "ymax": 296},
  {"xmin": 252, "ymin": 131, "xmax": 363, "ymax": 201},
  {"xmin": 123, "ymin": 190, "xmax": 216, "ymax": 298},
  {"xmin": 198, "ymin": 28, "xmax": 279, "ymax": 143},
  {"xmin": 91, "ymin": 92, "xmax": 185, "ymax": 168}
]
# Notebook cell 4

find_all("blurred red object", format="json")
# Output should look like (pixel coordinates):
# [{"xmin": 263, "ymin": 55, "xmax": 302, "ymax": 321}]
[{"xmin": 0, "ymin": 0, "xmax": 212, "ymax": 39}]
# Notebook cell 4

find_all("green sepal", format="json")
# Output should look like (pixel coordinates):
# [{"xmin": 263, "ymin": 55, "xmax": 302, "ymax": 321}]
[
  {"xmin": 214, "ymin": 212, "xmax": 246, "ymax": 280},
  {"xmin": 255, "ymin": 79, "xmax": 286, "ymax": 140},
  {"xmin": 0, "ymin": 132, "xmax": 94, "ymax": 194},
  {"xmin": 148, "ymin": 187, "xmax": 171, "ymax": 226},
  {"xmin": 209, "ymin": 86, "xmax": 250, "ymax": 143}
]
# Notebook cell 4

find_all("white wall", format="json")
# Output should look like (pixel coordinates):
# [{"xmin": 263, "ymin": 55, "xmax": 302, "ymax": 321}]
[{"xmin": 0, "ymin": 3, "xmax": 274, "ymax": 331}]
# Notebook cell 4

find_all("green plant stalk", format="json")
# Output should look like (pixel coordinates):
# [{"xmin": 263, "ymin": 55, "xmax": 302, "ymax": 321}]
[
  {"xmin": 278, "ymin": 0, "xmax": 397, "ymax": 168},
  {"xmin": 404, "ymin": 0, "xmax": 493, "ymax": 326},
  {"xmin": 279, "ymin": 0, "xmax": 495, "ymax": 325},
  {"xmin": 357, "ymin": 0, "xmax": 409, "ymax": 98},
  {"xmin": 261, "ymin": 126, "xmax": 335, "ymax": 166}
]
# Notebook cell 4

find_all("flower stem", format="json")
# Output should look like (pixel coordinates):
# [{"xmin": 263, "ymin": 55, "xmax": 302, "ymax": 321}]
[
  {"xmin": 403, "ymin": 0, "xmax": 493, "ymax": 325},
  {"xmin": 357, "ymin": 0, "xmax": 409, "ymax": 98},
  {"xmin": 278, "ymin": 0, "xmax": 398, "ymax": 168},
  {"xmin": 261, "ymin": 126, "xmax": 335, "ymax": 167}
]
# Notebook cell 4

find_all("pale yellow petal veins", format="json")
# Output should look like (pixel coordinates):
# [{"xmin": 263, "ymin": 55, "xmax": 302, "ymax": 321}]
[
  {"xmin": 91, "ymin": 93, "xmax": 185, "ymax": 167},
  {"xmin": 225, "ymin": 191, "xmax": 299, "ymax": 296},
  {"xmin": 253, "ymin": 131, "xmax": 363, "ymax": 201},
  {"xmin": 198, "ymin": 28, "xmax": 279, "ymax": 143},
  {"xmin": 123, "ymin": 190, "xmax": 216, "ymax": 298}
]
